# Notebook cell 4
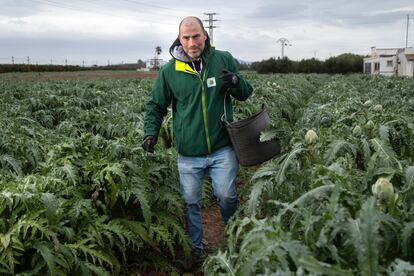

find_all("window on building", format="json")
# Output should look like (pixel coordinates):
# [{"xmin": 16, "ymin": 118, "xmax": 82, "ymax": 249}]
[
  {"xmin": 387, "ymin": 60, "xmax": 393, "ymax": 67},
  {"xmin": 374, "ymin": 62, "xmax": 380, "ymax": 71}
]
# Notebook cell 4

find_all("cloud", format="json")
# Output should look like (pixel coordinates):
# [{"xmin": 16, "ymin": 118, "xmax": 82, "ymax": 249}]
[
  {"xmin": 0, "ymin": 10, "xmax": 174, "ymax": 39},
  {"xmin": 246, "ymin": 0, "xmax": 412, "ymax": 27},
  {"xmin": 0, "ymin": 0, "xmax": 413, "ymax": 64},
  {"xmin": 0, "ymin": 0, "xmax": 43, "ymax": 17},
  {"xmin": 247, "ymin": 2, "xmax": 309, "ymax": 20},
  {"xmin": 8, "ymin": 18, "xmax": 28, "ymax": 25}
]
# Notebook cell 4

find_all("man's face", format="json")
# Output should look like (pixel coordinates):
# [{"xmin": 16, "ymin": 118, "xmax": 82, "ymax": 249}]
[{"xmin": 179, "ymin": 19, "xmax": 207, "ymax": 60}]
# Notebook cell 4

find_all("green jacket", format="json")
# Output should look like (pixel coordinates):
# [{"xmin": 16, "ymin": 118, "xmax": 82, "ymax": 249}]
[{"xmin": 144, "ymin": 38, "xmax": 253, "ymax": 156}]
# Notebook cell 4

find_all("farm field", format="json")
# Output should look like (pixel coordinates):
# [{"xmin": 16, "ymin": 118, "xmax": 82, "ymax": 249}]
[
  {"xmin": 0, "ymin": 70, "xmax": 158, "ymax": 81},
  {"xmin": 1, "ymin": 72, "xmax": 414, "ymax": 275}
]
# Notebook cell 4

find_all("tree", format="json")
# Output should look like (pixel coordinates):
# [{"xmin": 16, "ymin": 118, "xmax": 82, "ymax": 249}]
[
  {"xmin": 251, "ymin": 54, "xmax": 363, "ymax": 74},
  {"xmin": 137, "ymin": 59, "xmax": 146, "ymax": 69},
  {"xmin": 153, "ymin": 46, "xmax": 162, "ymax": 70}
]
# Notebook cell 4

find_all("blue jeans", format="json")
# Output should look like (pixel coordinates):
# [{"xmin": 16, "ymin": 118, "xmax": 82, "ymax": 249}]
[{"xmin": 177, "ymin": 146, "xmax": 239, "ymax": 255}]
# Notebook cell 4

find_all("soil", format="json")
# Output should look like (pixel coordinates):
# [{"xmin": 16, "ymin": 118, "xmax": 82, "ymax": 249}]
[
  {"xmin": 201, "ymin": 202, "xmax": 225, "ymax": 253},
  {"xmin": 176, "ymin": 202, "xmax": 225, "ymax": 276},
  {"xmin": 133, "ymin": 203, "xmax": 225, "ymax": 276},
  {"xmin": 185, "ymin": 178, "xmax": 249, "ymax": 275}
]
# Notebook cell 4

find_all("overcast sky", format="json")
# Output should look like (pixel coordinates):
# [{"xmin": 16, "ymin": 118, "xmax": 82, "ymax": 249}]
[{"xmin": 1, "ymin": 0, "xmax": 413, "ymax": 65}]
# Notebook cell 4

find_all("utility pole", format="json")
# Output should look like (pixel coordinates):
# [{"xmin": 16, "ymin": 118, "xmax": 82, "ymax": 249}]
[
  {"xmin": 11, "ymin": 56, "xmax": 14, "ymax": 64},
  {"xmin": 65, "ymin": 59, "xmax": 68, "ymax": 66},
  {"xmin": 27, "ymin": 56, "xmax": 30, "ymax": 65},
  {"xmin": 204, "ymin": 13, "xmax": 218, "ymax": 45},
  {"xmin": 406, "ymin": 14, "xmax": 410, "ymax": 48},
  {"xmin": 276, "ymin": 38, "xmax": 291, "ymax": 59}
]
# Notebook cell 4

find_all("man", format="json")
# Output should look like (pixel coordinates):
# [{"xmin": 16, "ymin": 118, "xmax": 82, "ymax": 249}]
[{"xmin": 143, "ymin": 16, "xmax": 253, "ymax": 268}]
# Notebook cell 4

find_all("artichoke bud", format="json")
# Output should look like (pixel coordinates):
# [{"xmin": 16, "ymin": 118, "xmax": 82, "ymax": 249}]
[
  {"xmin": 353, "ymin": 125, "xmax": 362, "ymax": 136},
  {"xmin": 373, "ymin": 104, "xmax": 383, "ymax": 112},
  {"xmin": 372, "ymin": 177, "xmax": 394, "ymax": 201},
  {"xmin": 366, "ymin": 120, "xmax": 375, "ymax": 129},
  {"xmin": 305, "ymin": 129, "xmax": 318, "ymax": 145}
]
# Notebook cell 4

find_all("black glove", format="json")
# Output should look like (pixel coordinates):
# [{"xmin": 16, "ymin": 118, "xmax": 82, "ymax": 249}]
[
  {"xmin": 142, "ymin": 136, "xmax": 157, "ymax": 153},
  {"xmin": 220, "ymin": 69, "xmax": 239, "ymax": 89}
]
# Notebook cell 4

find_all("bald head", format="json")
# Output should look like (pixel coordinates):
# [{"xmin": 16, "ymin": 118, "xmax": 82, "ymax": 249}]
[{"xmin": 179, "ymin": 16, "xmax": 205, "ymax": 35}]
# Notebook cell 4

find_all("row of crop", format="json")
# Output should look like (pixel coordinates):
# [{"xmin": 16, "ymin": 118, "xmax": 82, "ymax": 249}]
[
  {"xmin": 204, "ymin": 75, "xmax": 414, "ymax": 275},
  {"xmin": 0, "ymin": 78, "xmax": 189, "ymax": 274}
]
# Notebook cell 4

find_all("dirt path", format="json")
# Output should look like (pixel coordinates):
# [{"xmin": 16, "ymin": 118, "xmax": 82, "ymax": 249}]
[
  {"xmin": 201, "ymin": 202, "xmax": 225, "ymax": 253},
  {"xmin": 182, "ymin": 203, "xmax": 225, "ymax": 275},
  {"xmin": 188, "ymin": 178, "xmax": 249, "ymax": 275}
]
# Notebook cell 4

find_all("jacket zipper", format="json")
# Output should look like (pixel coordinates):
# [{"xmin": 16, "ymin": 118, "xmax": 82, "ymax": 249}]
[
  {"xmin": 183, "ymin": 66, "xmax": 212, "ymax": 154},
  {"xmin": 199, "ymin": 71, "xmax": 212, "ymax": 153}
]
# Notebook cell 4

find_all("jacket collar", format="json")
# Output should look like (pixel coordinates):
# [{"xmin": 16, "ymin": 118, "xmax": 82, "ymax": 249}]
[{"xmin": 175, "ymin": 59, "xmax": 197, "ymax": 74}]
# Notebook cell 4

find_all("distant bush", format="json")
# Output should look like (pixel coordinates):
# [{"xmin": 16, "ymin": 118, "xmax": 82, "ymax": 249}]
[
  {"xmin": 0, "ymin": 60, "xmax": 147, "ymax": 73},
  {"xmin": 0, "ymin": 64, "xmax": 86, "ymax": 73},
  {"xmin": 251, "ymin": 53, "xmax": 364, "ymax": 74}
]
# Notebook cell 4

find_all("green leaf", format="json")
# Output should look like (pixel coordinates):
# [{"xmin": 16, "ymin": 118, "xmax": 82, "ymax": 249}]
[
  {"xmin": 298, "ymin": 255, "xmax": 353, "ymax": 276},
  {"xmin": 260, "ymin": 127, "xmax": 279, "ymax": 142},
  {"xmin": 370, "ymin": 138, "xmax": 401, "ymax": 171},
  {"xmin": 61, "ymin": 162, "xmax": 79, "ymax": 185},
  {"xmin": 378, "ymin": 124, "xmax": 391, "ymax": 142},
  {"xmin": 33, "ymin": 241, "xmax": 67, "ymax": 274},
  {"xmin": 247, "ymin": 179, "xmax": 267, "ymax": 216},
  {"xmin": 0, "ymin": 233, "xmax": 11, "ymax": 249},
  {"xmin": 291, "ymin": 184, "xmax": 335, "ymax": 208},
  {"xmin": 402, "ymin": 166, "xmax": 414, "ymax": 193},
  {"xmin": 401, "ymin": 221, "xmax": 414, "ymax": 258},
  {"xmin": 204, "ymin": 250, "xmax": 235, "ymax": 276},
  {"xmin": 0, "ymin": 154, "xmax": 22, "ymax": 176},
  {"xmin": 277, "ymin": 145, "xmax": 305, "ymax": 184},
  {"xmin": 347, "ymin": 198, "xmax": 381, "ymax": 276},
  {"xmin": 324, "ymin": 139, "xmax": 357, "ymax": 165},
  {"xmin": 84, "ymin": 262, "xmax": 112, "ymax": 276},
  {"xmin": 130, "ymin": 186, "xmax": 152, "ymax": 227}
]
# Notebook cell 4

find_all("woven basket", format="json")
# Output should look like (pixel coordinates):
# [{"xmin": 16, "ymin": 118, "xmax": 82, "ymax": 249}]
[{"xmin": 224, "ymin": 105, "xmax": 281, "ymax": 166}]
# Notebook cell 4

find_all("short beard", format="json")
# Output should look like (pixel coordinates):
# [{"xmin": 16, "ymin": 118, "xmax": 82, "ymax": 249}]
[{"xmin": 186, "ymin": 47, "xmax": 204, "ymax": 61}]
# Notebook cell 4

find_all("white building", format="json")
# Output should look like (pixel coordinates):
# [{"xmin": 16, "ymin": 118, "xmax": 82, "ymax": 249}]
[
  {"xmin": 146, "ymin": 59, "xmax": 167, "ymax": 70},
  {"xmin": 396, "ymin": 47, "xmax": 414, "ymax": 77},
  {"xmin": 363, "ymin": 46, "xmax": 414, "ymax": 77}
]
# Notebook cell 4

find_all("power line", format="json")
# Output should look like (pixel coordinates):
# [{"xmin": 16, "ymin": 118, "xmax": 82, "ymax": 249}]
[
  {"xmin": 30, "ymin": 0, "xmax": 177, "ymax": 26},
  {"xmin": 87, "ymin": 0, "xmax": 184, "ymax": 18},
  {"xmin": 31, "ymin": 0, "xmax": 126, "ymax": 19},
  {"xmin": 119, "ymin": 0, "xmax": 183, "ymax": 12}
]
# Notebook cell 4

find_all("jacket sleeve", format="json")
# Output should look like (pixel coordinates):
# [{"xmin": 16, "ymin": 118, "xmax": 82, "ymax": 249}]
[
  {"xmin": 226, "ymin": 52, "xmax": 253, "ymax": 101},
  {"xmin": 143, "ymin": 68, "xmax": 172, "ymax": 138}
]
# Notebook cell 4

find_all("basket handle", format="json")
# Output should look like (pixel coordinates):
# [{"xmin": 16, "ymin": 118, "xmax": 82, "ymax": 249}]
[
  {"xmin": 221, "ymin": 90, "xmax": 266, "ymax": 125},
  {"xmin": 221, "ymin": 88, "xmax": 231, "ymax": 125}
]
